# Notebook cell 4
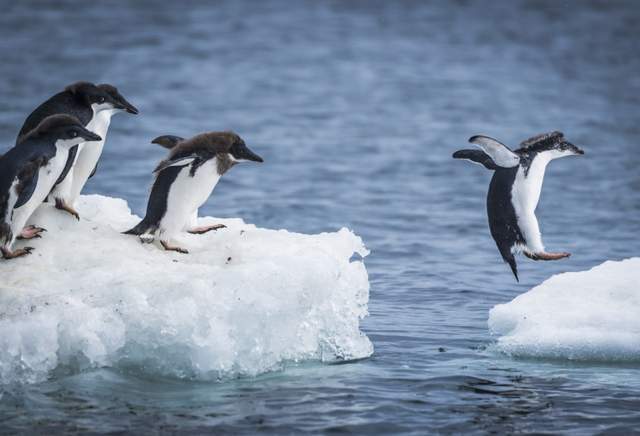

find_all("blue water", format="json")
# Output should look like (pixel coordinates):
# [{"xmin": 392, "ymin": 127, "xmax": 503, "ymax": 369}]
[{"xmin": 1, "ymin": 0, "xmax": 639, "ymax": 433}]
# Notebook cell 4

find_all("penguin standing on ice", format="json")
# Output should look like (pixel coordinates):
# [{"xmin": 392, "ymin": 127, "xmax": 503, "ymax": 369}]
[
  {"xmin": 17, "ymin": 81, "xmax": 138, "ymax": 219},
  {"xmin": 0, "ymin": 115, "xmax": 101, "ymax": 259},
  {"xmin": 124, "ymin": 131, "xmax": 263, "ymax": 253},
  {"xmin": 453, "ymin": 131, "xmax": 584, "ymax": 281}
]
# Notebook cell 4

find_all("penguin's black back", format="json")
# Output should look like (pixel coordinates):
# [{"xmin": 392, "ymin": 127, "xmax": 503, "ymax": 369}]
[
  {"xmin": 487, "ymin": 167, "xmax": 525, "ymax": 281},
  {"xmin": 0, "ymin": 136, "xmax": 57, "ymax": 226},
  {"xmin": 17, "ymin": 91, "xmax": 93, "ymax": 141},
  {"xmin": 17, "ymin": 90, "xmax": 93, "ymax": 191},
  {"xmin": 124, "ymin": 166, "xmax": 182, "ymax": 235}
]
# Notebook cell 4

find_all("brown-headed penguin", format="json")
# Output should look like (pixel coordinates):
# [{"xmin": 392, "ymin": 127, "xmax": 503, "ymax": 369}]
[
  {"xmin": 0, "ymin": 115, "xmax": 101, "ymax": 259},
  {"xmin": 453, "ymin": 131, "xmax": 584, "ymax": 281},
  {"xmin": 124, "ymin": 132, "xmax": 263, "ymax": 253}
]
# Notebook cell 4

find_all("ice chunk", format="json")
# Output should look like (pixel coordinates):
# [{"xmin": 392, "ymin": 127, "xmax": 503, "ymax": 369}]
[
  {"xmin": 0, "ymin": 195, "xmax": 372, "ymax": 384},
  {"xmin": 489, "ymin": 258, "xmax": 640, "ymax": 361}
]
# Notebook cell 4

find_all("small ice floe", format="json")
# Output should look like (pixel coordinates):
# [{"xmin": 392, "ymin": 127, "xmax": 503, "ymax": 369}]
[
  {"xmin": 0, "ymin": 195, "xmax": 372, "ymax": 384},
  {"xmin": 489, "ymin": 258, "xmax": 640, "ymax": 362}
]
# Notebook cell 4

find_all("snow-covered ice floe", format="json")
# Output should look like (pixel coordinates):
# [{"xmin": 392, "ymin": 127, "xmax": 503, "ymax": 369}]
[
  {"xmin": 489, "ymin": 258, "xmax": 640, "ymax": 362},
  {"xmin": 0, "ymin": 195, "xmax": 372, "ymax": 384}
]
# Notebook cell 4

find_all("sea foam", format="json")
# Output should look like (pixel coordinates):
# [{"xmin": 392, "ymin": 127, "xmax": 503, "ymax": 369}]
[
  {"xmin": 0, "ymin": 195, "xmax": 372, "ymax": 384},
  {"xmin": 489, "ymin": 258, "xmax": 640, "ymax": 361}
]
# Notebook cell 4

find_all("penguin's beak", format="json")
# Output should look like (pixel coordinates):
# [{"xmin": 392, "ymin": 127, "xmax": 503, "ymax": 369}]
[
  {"xmin": 564, "ymin": 141, "xmax": 584, "ymax": 155},
  {"xmin": 236, "ymin": 144, "xmax": 264, "ymax": 163},
  {"xmin": 120, "ymin": 99, "xmax": 139, "ymax": 115},
  {"xmin": 114, "ymin": 96, "xmax": 138, "ymax": 114},
  {"xmin": 80, "ymin": 127, "xmax": 102, "ymax": 142}
]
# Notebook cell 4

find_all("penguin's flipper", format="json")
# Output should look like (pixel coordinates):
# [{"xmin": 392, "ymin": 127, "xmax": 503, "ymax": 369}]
[
  {"xmin": 153, "ymin": 155, "xmax": 198, "ymax": 173},
  {"xmin": 53, "ymin": 144, "xmax": 79, "ymax": 188},
  {"xmin": 453, "ymin": 149, "xmax": 498, "ymax": 170},
  {"xmin": 469, "ymin": 135, "xmax": 520, "ymax": 168},
  {"xmin": 152, "ymin": 135, "xmax": 185, "ymax": 149},
  {"xmin": 15, "ymin": 160, "xmax": 42, "ymax": 209},
  {"xmin": 88, "ymin": 162, "xmax": 98, "ymax": 179}
]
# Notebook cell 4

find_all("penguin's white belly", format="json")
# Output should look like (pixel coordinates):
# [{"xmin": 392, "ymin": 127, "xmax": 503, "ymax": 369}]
[
  {"xmin": 12, "ymin": 151, "xmax": 67, "ymax": 234},
  {"xmin": 159, "ymin": 159, "xmax": 220, "ymax": 239},
  {"xmin": 511, "ymin": 157, "xmax": 551, "ymax": 253},
  {"xmin": 68, "ymin": 111, "xmax": 115, "ymax": 203}
]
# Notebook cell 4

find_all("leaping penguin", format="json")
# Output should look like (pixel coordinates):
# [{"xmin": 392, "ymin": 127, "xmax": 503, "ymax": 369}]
[
  {"xmin": 0, "ymin": 115, "xmax": 101, "ymax": 259},
  {"xmin": 16, "ymin": 81, "xmax": 138, "ymax": 219},
  {"xmin": 124, "ymin": 131, "xmax": 263, "ymax": 253},
  {"xmin": 453, "ymin": 131, "xmax": 584, "ymax": 281}
]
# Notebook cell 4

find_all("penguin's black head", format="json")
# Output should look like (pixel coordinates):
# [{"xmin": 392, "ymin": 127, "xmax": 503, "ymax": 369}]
[
  {"xmin": 227, "ymin": 134, "xmax": 264, "ymax": 164},
  {"xmin": 31, "ymin": 114, "xmax": 102, "ymax": 146},
  {"xmin": 98, "ymin": 84, "xmax": 139, "ymax": 114},
  {"xmin": 65, "ymin": 81, "xmax": 130, "ymax": 113},
  {"xmin": 519, "ymin": 131, "xmax": 584, "ymax": 158}
]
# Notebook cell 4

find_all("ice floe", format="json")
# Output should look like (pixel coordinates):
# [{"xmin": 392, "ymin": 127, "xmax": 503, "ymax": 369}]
[
  {"xmin": 0, "ymin": 195, "xmax": 372, "ymax": 384},
  {"xmin": 489, "ymin": 258, "xmax": 640, "ymax": 361}
]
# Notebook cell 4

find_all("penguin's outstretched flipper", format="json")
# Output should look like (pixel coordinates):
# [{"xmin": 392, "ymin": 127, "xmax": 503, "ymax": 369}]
[
  {"xmin": 469, "ymin": 135, "xmax": 520, "ymax": 168},
  {"xmin": 453, "ymin": 149, "xmax": 498, "ymax": 170},
  {"xmin": 152, "ymin": 135, "xmax": 185, "ymax": 149}
]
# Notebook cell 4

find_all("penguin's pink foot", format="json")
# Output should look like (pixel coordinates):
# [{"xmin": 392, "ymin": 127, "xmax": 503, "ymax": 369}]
[
  {"xmin": 161, "ymin": 240, "xmax": 189, "ymax": 254},
  {"xmin": 55, "ymin": 198, "xmax": 80, "ymax": 221},
  {"xmin": 524, "ymin": 251, "xmax": 571, "ymax": 261},
  {"xmin": 188, "ymin": 224, "xmax": 226, "ymax": 235},
  {"xmin": 1, "ymin": 246, "xmax": 34, "ymax": 259},
  {"xmin": 18, "ymin": 225, "xmax": 47, "ymax": 240}
]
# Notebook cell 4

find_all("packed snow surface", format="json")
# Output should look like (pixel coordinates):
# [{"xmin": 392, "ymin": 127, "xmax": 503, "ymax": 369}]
[
  {"xmin": 0, "ymin": 195, "xmax": 372, "ymax": 384},
  {"xmin": 489, "ymin": 258, "xmax": 640, "ymax": 361}
]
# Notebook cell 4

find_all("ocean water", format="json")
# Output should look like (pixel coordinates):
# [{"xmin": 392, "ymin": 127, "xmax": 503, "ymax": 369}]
[{"xmin": 1, "ymin": 0, "xmax": 639, "ymax": 433}]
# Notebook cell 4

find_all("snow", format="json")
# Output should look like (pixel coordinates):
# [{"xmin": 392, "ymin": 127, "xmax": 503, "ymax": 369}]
[
  {"xmin": 489, "ymin": 258, "xmax": 640, "ymax": 361},
  {"xmin": 0, "ymin": 195, "xmax": 372, "ymax": 384}
]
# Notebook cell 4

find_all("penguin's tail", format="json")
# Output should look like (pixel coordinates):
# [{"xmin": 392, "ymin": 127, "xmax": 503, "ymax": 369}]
[
  {"xmin": 506, "ymin": 255, "xmax": 519, "ymax": 282},
  {"xmin": 123, "ymin": 219, "xmax": 156, "ymax": 236},
  {"xmin": 496, "ymin": 243, "xmax": 519, "ymax": 282}
]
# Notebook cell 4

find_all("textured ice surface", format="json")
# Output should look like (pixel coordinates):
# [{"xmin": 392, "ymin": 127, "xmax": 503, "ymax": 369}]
[
  {"xmin": 489, "ymin": 258, "xmax": 640, "ymax": 361},
  {"xmin": 0, "ymin": 195, "xmax": 372, "ymax": 384}
]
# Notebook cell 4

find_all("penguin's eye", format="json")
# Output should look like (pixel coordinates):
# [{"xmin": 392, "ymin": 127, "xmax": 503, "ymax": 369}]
[
  {"xmin": 71, "ymin": 131, "xmax": 78, "ymax": 138},
  {"xmin": 98, "ymin": 96, "xmax": 105, "ymax": 104}
]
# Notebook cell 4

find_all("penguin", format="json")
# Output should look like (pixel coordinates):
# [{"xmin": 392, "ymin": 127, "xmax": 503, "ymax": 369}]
[
  {"xmin": 0, "ymin": 114, "xmax": 101, "ymax": 259},
  {"xmin": 124, "ymin": 131, "xmax": 263, "ymax": 253},
  {"xmin": 16, "ymin": 81, "xmax": 138, "ymax": 219},
  {"xmin": 453, "ymin": 131, "xmax": 584, "ymax": 281}
]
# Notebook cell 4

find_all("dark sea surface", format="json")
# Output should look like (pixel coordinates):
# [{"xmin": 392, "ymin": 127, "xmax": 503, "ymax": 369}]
[{"xmin": 1, "ymin": 0, "xmax": 639, "ymax": 433}]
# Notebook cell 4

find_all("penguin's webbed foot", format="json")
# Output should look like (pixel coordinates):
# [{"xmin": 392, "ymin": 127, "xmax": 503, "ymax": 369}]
[
  {"xmin": 1, "ymin": 246, "xmax": 34, "ymax": 259},
  {"xmin": 161, "ymin": 240, "xmax": 189, "ymax": 254},
  {"xmin": 188, "ymin": 224, "xmax": 226, "ymax": 235},
  {"xmin": 524, "ymin": 251, "xmax": 571, "ymax": 261},
  {"xmin": 18, "ymin": 225, "xmax": 47, "ymax": 240},
  {"xmin": 55, "ymin": 198, "xmax": 80, "ymax": 221}
]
